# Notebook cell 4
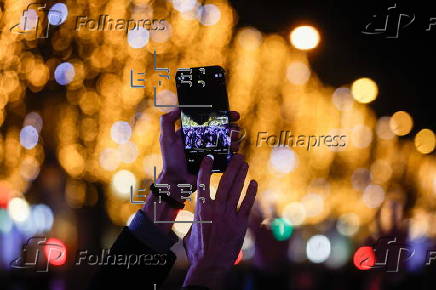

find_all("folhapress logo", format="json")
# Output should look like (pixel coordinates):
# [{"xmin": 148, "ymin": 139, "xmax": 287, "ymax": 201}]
[
  {"xmin": 10, "ymin": 237, "xmax": 67, "ymax": 272},
  {"xmin": 362, "ymin": 3, "xmax": 436, "ymax": 38},
  {"xmin": 9, "ymin": 2, "xmax": 67, "ymax": 39}
]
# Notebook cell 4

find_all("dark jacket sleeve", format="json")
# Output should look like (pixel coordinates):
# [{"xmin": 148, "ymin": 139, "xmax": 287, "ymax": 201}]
[
  {"xmin": 87, "ymin": 209, "xmax": 210, "ymax": 290},
  {"xmin": 87, "ymin": 226, "xmax": 176, "ymax": 290}
]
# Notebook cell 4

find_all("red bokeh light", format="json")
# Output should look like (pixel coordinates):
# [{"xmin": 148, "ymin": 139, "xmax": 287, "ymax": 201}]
[
  {"xmin": 353, "ymin": 246, "xmax": 376, "ymax": 270},
  {"xmin": 44, "ymin": 238, "xmax": 67, "ymax": 266}
]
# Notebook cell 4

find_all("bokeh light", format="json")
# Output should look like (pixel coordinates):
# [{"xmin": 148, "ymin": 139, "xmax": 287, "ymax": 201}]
[
  {"xmin": 44, "ymin": 238, "xmax": 67, "ymax": 266},
  {"xmin": 290, "ymin": 26, "xmax": 320, "ymax": 50},
  {"xmin": 54, "ymin": 62, "xmax": 75, "ymax": 85},
  {"xmin": 173, "ymin": 210, "xmax": 194, "ymax": 238},
  {"xmin": 283, "ymin": 202, "xmax": 306, "ymax": 225},
  {"xmin": 306, "ymin": 235, "xmax": 331, "ymax": 263},
  {"xmin": 111, "ymin": 121, "xmax": 132, "ymax": 145},
  {"xmin": 336, "ymin": 213, "xmax": 360, "ymax": 236},
  {"xmin": 362, "ymin": 184, "xmax": 385, "ymax": 208},
  {"xmin": 286, "ymin": 61, "xmax": 311, "ymax": 85},
  {"xmin": 20, "ymin": 125, "xmax": 39, "ymax": 149},
  {"xmin": 197, "ymin": 4, "xmax": 221, "ymax": 26},
  {"xmin": 271, "ymin": 218, "xmax": 293, "ymax": 241},
  {"xmin": 351, "ymin": 77, "xmax": 378, "ymax": 104},
  {"xmin": 390, "ymin": 111, "xmax": 413, "ymax": 136},
  {"xmin": 112, "ymin": 170, "xmax": 136, "ymax": 197},
  {"xmin": 8, "ymin": 197, "xmax": 30, "ymax": 223},
  {"xmin": 49, "ymin": 3, "xmax": 68, "ymax": 26},
  {"xmin": 415, "ymin": 129, "xmax": 435, "ymax": 154},
  {"xmin": 269, "ymin": 147, "xmax": 298, "ymax": 173},
  {"xmin": 128, "ymin": 27, "xmax": 150, "ymax": 48}
]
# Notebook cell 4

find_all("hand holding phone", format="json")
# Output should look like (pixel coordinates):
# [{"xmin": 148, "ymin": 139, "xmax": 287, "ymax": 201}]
[{"xmin": 176, "ymin": 65, "xmax": 233, "ymax": 174}]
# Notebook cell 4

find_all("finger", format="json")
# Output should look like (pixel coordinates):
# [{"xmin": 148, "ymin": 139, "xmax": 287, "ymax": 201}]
[
  {"xmin": 215, "ymin": 154, "xmax": 244, "ymax": 206},
  {"xmin": 196, "ymin": 155, "xmax": 214, "ymax": 218},
  {"xmin": 229, "ymin": 111, "xmax": 240, "ymax": 122},
  {"xmin": 160, "ymin": 109, "xmax": 180, "ymax": 142},
  {"xmin": 238, "ymin": 180, "xmax": 258, "ymax": 217},
  {"xmin": 227, "ymin": 162, "xmax": 249, "ymax": 213}
]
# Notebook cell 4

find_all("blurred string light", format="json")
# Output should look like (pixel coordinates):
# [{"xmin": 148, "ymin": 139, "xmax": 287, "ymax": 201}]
[
  {"xmin": 336, "ymin": 213, "xmax": 360, "ymax": 236},
  {"xmin": 415, "ymin": 129, "xmax": 435, "ymax": 154},
  {"xmin": 351, "ymin": 168, "xmax": 371, "ymax": 191},
  {"xmin": 155, "ymin": 90, "xmax": 178, "ymax": 112},
  {"xmin": 7, "ymin": 197, "xmax": 30, "ymax": 223},
  {"xmin": 286, "ymin": 61, "xmax": 311, "ymax": 85},
  {"xmin": 118, "ymin": 141, "xmax": 139, "ymax": 163},
  {"xmin": 326, "ymin": 235, "xmax": 351, "ymax": 269},
  {"xmin": 48, "ymin": 3, "xmax": 68, "ymax": 26},
  {"xmin": 271, "ymin": 218, "xmax": 293, "ymax": 241},
  {"xmin": 197, "ymin": 4, "xmax": 221, "ymax": 26},
  {"xmin": 351, "ymin": 77, "xmax": 378, "ymax": 104},
  {"xmin": 0, "ymin": 0, "xmax": 434, "ymax": 250},
  {"xmin": 0, "ymin": 209, "xmax": 13, "ymax": 233},
  {"xmin": 99, "ymin": 148, "xmax": 121, "ymax": 171},
  {"xmin": 111, "ymin": 121, "xmax": 132, "ymax": 144},
  {"xmin": 20, "ymin": 156, "xmax": 41, "ymax": 181},
  {"xmin": 44, "ymin": 238, "xmax": 67, "ymax": 266},
  {"xmin": 332, "ymin": 88, "xmax": 353, "ymax": 111},
  {"xmin": 111, "ymin": 170, "xmax": 136, "ymax": 197},
  {"xmin": 283, "ymin": 202, "xmax": 306, "ymax": 225},
  {"xmin": 173, "ymin": 210, "xmax": 194, "ymax": 238},
  {"xmin": 54, "ymin": 62, "xmax": 75, "ymax": 85},
  {"xmin": 24, "ymin": 112, "xmax": 43, "ymax": 133},
  {"xmin": 306, "ymin": 235, "xmax": 331, "ymax": 263},
  {"xmin": 290, "ymin": 26, "xmax": 320, "ymax": 50},
  {"xmin": 301, "ymin": 193, "xmax": 324, "ymax": 217},
  {"xmin": 353, "ymin": 246, "xmax": 375, "ymax": 270},
  {"xmin": 269, "ymin": 147, "xmax": 298, "ymax": 173},
  {"xmin": 370, "ymin": 159, "xmax": 392, "ymax": 185},
  {"xmin": 150, "ymin": 22, "xmax": 172, "ymax": 43},
  {"xmin": 362, "ymin": 184, "xmax": 385, "ymax": 208},
  {"xmin": 19, "ymin": 125, "xmax": 39, "ymax": 149},
  {"xmin": 172, "ymin": 0, "xmax": 197, "ymax": 13},
  {"xmin": 376, "ymin": 117, "xmax": 395, "ymax": 140},
  {"xmin": 127, "ymin": 27, "xmax": 150, "ymax": 48},
  {"xmin": 390, "ymin": 111, "xmax": 413, "ymax": 136},
  {"xmin": 351, "ymin": 125, "xmax": 373, "ymax": 148},
  {"xmin": 32, "ymin": 204, "xmax": 55, "ymax": 232}
]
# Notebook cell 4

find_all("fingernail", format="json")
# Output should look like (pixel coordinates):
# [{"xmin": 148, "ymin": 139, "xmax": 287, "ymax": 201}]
[{"xmin": 206, "ymin": 154, "xmax": 214, "ymax": 161}]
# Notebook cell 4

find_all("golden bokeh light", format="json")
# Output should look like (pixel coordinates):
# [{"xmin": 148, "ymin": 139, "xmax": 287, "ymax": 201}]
[
  {"xmin": 390, "ymin": 111, "xmax": 413, "ymax": 136},
  {"xmin": 415, "ymin": 129, "xmax": 435, "ymax": 154},
  {"xmin": 351, "ymin": 77, "xmax": 378, "ymax": 104},
  {"xmin": 290, "ymin": 25, "xmax": 320, "ymax": 50}
]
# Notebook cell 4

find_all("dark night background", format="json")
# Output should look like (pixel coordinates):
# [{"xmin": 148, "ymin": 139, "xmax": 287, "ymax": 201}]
[{"xmin": 231, "ymin": 0, "xmax": 435, "ymax": 135}]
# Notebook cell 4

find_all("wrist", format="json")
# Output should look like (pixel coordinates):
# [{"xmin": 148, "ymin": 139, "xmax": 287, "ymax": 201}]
[{"xmin": 141, "ymin": 172, "xmax": 183, "ymax": 234}]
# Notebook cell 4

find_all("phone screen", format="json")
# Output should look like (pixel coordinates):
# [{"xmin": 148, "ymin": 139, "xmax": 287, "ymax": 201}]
[{"xmin": 176, "ymin": 66, "xmax": 232, "ymax": 173}]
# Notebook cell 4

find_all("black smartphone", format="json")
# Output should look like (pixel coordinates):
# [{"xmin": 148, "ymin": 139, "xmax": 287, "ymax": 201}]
[{"xmin": 175, "ymin": 65, "xmax": 232, "ymax": 174}]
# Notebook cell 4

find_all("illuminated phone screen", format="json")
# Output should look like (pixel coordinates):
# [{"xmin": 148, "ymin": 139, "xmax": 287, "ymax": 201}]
[{"xmin": 176, "ymin": 66, "xmax": 232, "ymax": 173}]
